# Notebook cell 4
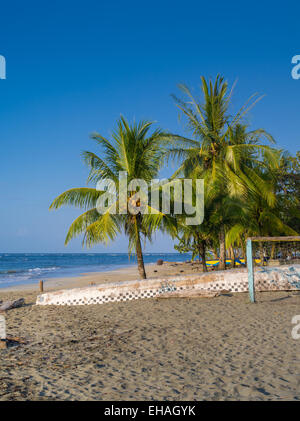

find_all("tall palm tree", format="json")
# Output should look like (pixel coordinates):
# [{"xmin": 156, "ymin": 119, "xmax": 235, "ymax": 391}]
[
  {"xmin": 167, "ymin": 75, "xmax": 278, "ymax": 269},
  {"xmin": 50, "ymin": 116, "xmax": 170, "ymax": 279}
]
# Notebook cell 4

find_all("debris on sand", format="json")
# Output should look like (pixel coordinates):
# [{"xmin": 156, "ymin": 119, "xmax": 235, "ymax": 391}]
[{"xmin": 0, "ymin": 298, "xmax": 25, "ymax": 312}]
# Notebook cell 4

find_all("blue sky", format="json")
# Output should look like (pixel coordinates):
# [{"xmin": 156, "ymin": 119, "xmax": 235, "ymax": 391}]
[{"xmin": 0, "ymin": 0, "xmax": 299, "ymax": 253}]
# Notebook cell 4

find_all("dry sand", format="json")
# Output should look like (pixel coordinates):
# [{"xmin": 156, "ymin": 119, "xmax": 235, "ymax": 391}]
[{"xmin": 0, "ymin": 262, "xmax": 300, "ymax": 401}]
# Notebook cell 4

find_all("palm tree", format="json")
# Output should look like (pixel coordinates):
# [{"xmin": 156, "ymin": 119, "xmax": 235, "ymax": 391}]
[
  {"xmin": 226, "ymin": 155, "xmax": 299, "ymax": 253},
  {"xmin": 174, "ymin": 225, "xmax": 209, "ymax": 272},
  {"xmin": 173, "ymin": 177, "xmax": 224, "ymax": 272},
  {"xmin": 274, "ymin": 151, "xmax": 300, "ymax": 234},
  {"xmin": 167, "ymin": 75, "xmax": 278, "ymax": 269},
  {"xmin": 50, "ymin": 116, "xmax": 170, "ymax": 279}
]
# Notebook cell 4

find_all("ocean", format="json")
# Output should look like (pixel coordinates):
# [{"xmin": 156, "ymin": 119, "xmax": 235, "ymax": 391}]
[{"xmin": 0, "ymin": 253, "xmax": 192, "ymax": 289}]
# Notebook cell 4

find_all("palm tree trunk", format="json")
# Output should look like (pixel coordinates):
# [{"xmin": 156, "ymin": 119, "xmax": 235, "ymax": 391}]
[
  {"xmin": 212, "ymin": 248, "xmax": 218, "ymax": 259},
  {"xmin": 135, "ymin": 217, "xmax": 146, "ymax": 279},
  {"xmin": 259, "ymin": 242, "xmax": 264, "ymax": 266},
  {"xmin": 271, "ymin": 244, "xmax": 276, "ymax": 259},
  {"xmin": 199, "ymin": 240, "xmax": 207, "ymax": 272},
  {"xmin": 241, "ymin": 241, "xmax": 246, "ymax": 264},
  {"xmin": 219, "ymin": 226, "xmax": 226, "ymax": 270},
  {"xmin": 229, "ymin": 246, "xmax": 235, "ymax": 268},
  {"xmin": 195, "ymin": 233, "xmax": 207, "ymax": 273}
]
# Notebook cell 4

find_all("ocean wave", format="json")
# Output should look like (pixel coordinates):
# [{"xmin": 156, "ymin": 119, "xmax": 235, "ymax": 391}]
[
  {"xmin": 28, "ymin": 267, "xmax": 59, "ymax": 273},
  {"xmin": 0, "ymin": 274, "xmax": 31, "ymax": 285},
  {"xmin": 0, "ymin": 266, "xmax": 60, "ymax": 276}
]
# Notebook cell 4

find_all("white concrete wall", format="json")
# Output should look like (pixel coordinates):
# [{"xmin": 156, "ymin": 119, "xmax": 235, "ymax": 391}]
[{"xmin": 36, "ymin": 264, "xmax": 300, "ymax": 306}]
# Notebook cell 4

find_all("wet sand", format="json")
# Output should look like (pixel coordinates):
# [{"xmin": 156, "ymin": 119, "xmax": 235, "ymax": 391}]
[{"xmin": 0, "ymin": 263, "xmax": 300, "ymax": 400}]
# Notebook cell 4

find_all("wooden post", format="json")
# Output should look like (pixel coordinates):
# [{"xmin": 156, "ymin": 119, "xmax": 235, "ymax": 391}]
[
  {"xmin": 39, "ymin": 280, "xmax": 44, "ymax": 292},
  {"xmin": 246, "ymin": 238, "xmax": 255, "ymax": 303},
  {"xmin": 248, "ymin": 236, "xmax": 300, "ymax": 242}
]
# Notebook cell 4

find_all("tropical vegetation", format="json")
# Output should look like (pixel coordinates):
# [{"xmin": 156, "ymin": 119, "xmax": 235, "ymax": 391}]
[{"xmin": 50, "ymin": 75, "xmax": 300, "ymax": 278}]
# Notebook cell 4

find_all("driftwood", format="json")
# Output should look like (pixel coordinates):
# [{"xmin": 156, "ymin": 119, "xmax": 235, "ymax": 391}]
[
  {"xmin": 0, "ymin": 298, "xmax": 25, "ymax": 312},
  {"xmin": 157, "ymin": 289, "xmax": 220, "ymax": 299},
  {"xmin": 0, "ymin": 336, "xmax": 28, "ymax": 350},
  {"xmin": 6, "ymin": 335, "xmax": 27, "ymax": 344}
]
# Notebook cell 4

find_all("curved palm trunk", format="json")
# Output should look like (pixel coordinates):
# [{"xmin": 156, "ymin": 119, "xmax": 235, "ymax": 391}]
[
  {"xmin": 219, "ymin": 226, "xmax": 226, "ymax": 270},
  {"xmin": 134, "ymin": 217, "xmax": 147, "ymax": 279}
]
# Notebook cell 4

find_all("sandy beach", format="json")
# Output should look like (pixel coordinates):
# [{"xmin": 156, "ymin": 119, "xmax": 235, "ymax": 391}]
[
  {"xmin": 0, "ymin": 263, "xmax": 300, "ymax": 401},
  {"xmin": 1, "ymin": 0, "xmax": 300, "ymax": 404}
]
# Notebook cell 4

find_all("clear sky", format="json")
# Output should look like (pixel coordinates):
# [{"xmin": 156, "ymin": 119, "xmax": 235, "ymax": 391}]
[{"xmin": 0, "ymin": 0, "xmax": 299, "ymax": 253}]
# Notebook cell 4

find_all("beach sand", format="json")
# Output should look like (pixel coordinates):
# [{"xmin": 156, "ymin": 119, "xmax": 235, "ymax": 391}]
[{"xmin": 0, "ymin": 262, "xmax": 300, "ymax": 401}]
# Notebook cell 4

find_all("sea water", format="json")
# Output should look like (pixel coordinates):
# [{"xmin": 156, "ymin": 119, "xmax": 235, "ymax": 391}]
[{"xmin": 0, "ymin": 253, "xmax": 192, "ymax": 289}]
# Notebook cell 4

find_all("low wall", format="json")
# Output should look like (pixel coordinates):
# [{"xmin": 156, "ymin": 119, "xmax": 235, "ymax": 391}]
[{"xmin": 36, "ymin": 264, "xmax": 300, "ymax": 306}]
